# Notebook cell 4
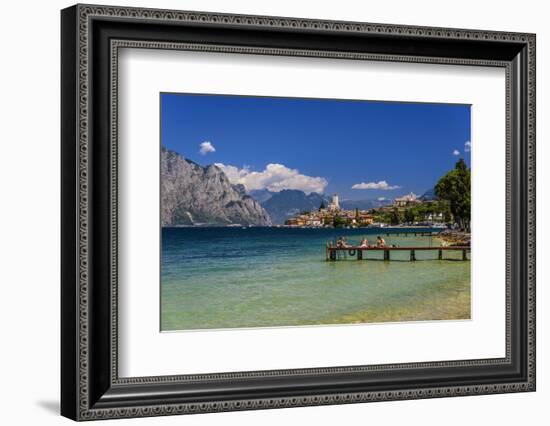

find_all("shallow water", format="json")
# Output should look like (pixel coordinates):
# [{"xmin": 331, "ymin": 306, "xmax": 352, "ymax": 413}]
[{"xmin": 161, "ymin": 227, "xmax": 470, "ymax": 331}]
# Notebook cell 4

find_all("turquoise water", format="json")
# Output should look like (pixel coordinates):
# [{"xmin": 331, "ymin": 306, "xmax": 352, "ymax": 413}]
[{"xmin": 161, "ymin": 227, "xmax": 470, "ymax": 331}]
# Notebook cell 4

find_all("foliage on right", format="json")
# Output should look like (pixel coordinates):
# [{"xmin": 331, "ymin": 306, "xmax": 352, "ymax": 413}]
[{"xmin": 435, "ymin": 159, "xmax": 471, "ymax": 231}]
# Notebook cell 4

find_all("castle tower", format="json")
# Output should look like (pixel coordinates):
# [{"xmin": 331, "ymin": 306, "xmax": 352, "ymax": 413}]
[
  {"xmin": 327, "ymin": 194, "xmax": 340, "ymax": 211},
  {"xmin": 331, "ymin": 194, "xmax": 339, "ymax": 209}
]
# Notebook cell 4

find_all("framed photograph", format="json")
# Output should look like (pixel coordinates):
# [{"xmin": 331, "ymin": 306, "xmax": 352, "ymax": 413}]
[{"xmin": 61, "ymin": 4, "xmax": 536, "ymax": 421}]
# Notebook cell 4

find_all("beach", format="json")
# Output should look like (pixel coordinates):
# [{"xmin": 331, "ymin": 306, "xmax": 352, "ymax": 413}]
[{"xmin": 161, "ymin": 227, "xmax": 471, "ymax": 331}]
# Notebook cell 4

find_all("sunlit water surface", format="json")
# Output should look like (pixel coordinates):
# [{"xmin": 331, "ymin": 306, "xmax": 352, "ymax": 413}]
[{"xmin": 161, "ymin": 227, "xmax": 470, "ymax": 331}]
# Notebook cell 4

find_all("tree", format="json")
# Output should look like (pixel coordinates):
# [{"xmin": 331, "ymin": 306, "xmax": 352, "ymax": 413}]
[
  {"xmin": 389, "ymin": 208, "xmax": 404, "ymax": 225},
  {"xmin": 435, "ymin": 159, "xmax": 471, "ymax": 231},
  {"xmin": 404, "ymin": 208, "xmax": 415, "ymax": 224},
  {"xmin": 333, "ymin": 216, "xmax": 347, "ymax": 228},
  {"xmin": 318, "ymin": 201, "xmax": 326, "ymax": 211}
]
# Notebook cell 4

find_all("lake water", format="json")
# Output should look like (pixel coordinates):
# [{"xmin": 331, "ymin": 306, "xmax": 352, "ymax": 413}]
[{"xmin": 161, "ymin": 227, "xmax": 470, "ymax": 331}]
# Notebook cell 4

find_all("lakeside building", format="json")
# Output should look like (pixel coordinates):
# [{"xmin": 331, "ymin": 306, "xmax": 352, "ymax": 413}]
[
  {"xmin": 285, "ymin": 215, "xmax": 323, "ymax": 227},
  {"xmin": 424, "ymin": 212, "xmax": 445, "ymax": 222},
  {"xmin": 394, "ymin": 192, "xmax": 421, "ymax": 207}
]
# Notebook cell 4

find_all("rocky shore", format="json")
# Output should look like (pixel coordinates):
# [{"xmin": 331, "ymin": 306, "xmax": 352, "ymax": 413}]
[{"xmin": 437, "ymin": 229, "xmax": 471, "ymax": 246}]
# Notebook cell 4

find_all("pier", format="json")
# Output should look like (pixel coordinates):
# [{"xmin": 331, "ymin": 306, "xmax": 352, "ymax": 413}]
[
  {"xmin": 326, "ymin": 244, "xmax": 470, "ymax": 261},
  {"xmin": 374, "ymin": 227, "xmax": 445, "ymax": 237}
]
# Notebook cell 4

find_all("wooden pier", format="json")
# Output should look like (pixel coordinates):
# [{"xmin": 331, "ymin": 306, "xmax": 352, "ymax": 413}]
[{"xmin": 326, "ymin": 244, "xmax": 470, "ymax": 261}]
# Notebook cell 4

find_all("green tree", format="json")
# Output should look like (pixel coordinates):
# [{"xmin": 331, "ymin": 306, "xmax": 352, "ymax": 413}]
[
  {"xmin": 333, "ymin": 216, "xmax": 347, "ymax": 228},
  {"xmin": 319, "ymin": 201, "xmax": 326, "ymax": 211},
  {"xmin": 435, "ymin": 159, "xmax": 471, "ymax": 230},
  {"xmin": 404, "ymin": 208, "xmax": 415, "ymax": 223},
  {"xmin": 389, "ymin": 208, "xmax": 404, "ymax": 225}
]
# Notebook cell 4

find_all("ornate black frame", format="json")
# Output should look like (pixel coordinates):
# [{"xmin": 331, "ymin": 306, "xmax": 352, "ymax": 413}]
[{"xmin": 61, "ymin": 4, "xmax": 536, "ymax": 421}]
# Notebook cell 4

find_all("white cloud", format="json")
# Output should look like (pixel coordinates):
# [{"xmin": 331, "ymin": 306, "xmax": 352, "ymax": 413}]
[
  {"xmin": 377, "ymin": 197, "xmax": 387, "ymax": 201},
  {"xmin": 215, "ymin": 163, "xmax": 328, "ymax": 194},
  {"xmin": 453, "ymin": 149, "xmax": 460, "ymax": 156},
  {"xmin": 199, "ymin": 141, "xmax": 216, "ymax": 155},
  {"xmin": 215, "ymin": 164, "xmax": 251, "ymax": 183},
  {"xmin": 464, "ymin": 141, "xmax": 471, "ymax": 152},
  {"xmin": 351, "ymin": 180, "xmax": 401, "ymax": 190}
]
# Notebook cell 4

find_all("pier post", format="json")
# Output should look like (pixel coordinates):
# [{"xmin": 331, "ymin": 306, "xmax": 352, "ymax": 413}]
[
  {"xmin": 438, "ymin": 249, "xmax": 443, "ymax": 260},
  {"xmin": 410, "ymin": 250, "xmax": 416, "ymax": 261},
  {"xmin": 357, "ymin": 249, "xmax": 363, "ymax": 260},
  {"xmin": 384, "ymin": 250, "xmax": 390, "ymax": 261},
  {"xmin": 463, "ymin": 249, "xmax": 467, "ymax": 261}
]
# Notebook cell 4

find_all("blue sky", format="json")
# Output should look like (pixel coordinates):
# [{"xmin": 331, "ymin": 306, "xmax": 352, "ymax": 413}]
[{"xmin": 161, "ymin": 93, "xmax": 471, "ymax": 200}]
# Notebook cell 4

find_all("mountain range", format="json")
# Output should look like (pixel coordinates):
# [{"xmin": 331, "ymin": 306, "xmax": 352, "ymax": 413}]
[
  {"xmin": 340, "ymin": 198, "xmax": 393, "ymax": 211},
  {"xmin": 259, "ymin": 190, "xmax": 330, "ymax": 225}
]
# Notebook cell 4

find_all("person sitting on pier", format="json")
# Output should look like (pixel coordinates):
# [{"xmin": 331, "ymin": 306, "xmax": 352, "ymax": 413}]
[
  {"xmin": 359, "ymin": 237, "xmax": 369, "ymax": 248},
  {"xmin": 376, "ymin": 236, "xmax": 387, "ymax": 247},
  {"xmin": 336, "ymin": 237, "xmax": 348, "ymax": 248}
]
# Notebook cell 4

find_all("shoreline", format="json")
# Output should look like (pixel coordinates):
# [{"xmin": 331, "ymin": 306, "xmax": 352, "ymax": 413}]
[
  {"xmin": 436, "ymin": 230, "xmax": 471, "ymax": 246},
  {"xmin": 162, "ymin": 286, "xmax": 471, "ymax": 330}
]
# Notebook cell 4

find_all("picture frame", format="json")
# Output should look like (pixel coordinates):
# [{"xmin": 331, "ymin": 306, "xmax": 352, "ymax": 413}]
[{"xmin": 61, "ymin": 3, "xmax": 536, "ymax": 421}]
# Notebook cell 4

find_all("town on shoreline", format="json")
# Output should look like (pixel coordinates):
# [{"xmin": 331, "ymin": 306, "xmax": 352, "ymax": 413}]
[
  {"xmin": 284, "ymin": 159, "xmax": 471, "ymax": 233},
  {"xmin": 283, "ymin": 192, "xmax": 450, "ymax": 229}
]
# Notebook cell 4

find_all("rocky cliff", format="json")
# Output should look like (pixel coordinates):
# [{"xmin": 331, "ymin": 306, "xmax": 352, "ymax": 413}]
[{"xmin": 161, "ymin": 147, "xmax": 272, "ymax": 226}]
